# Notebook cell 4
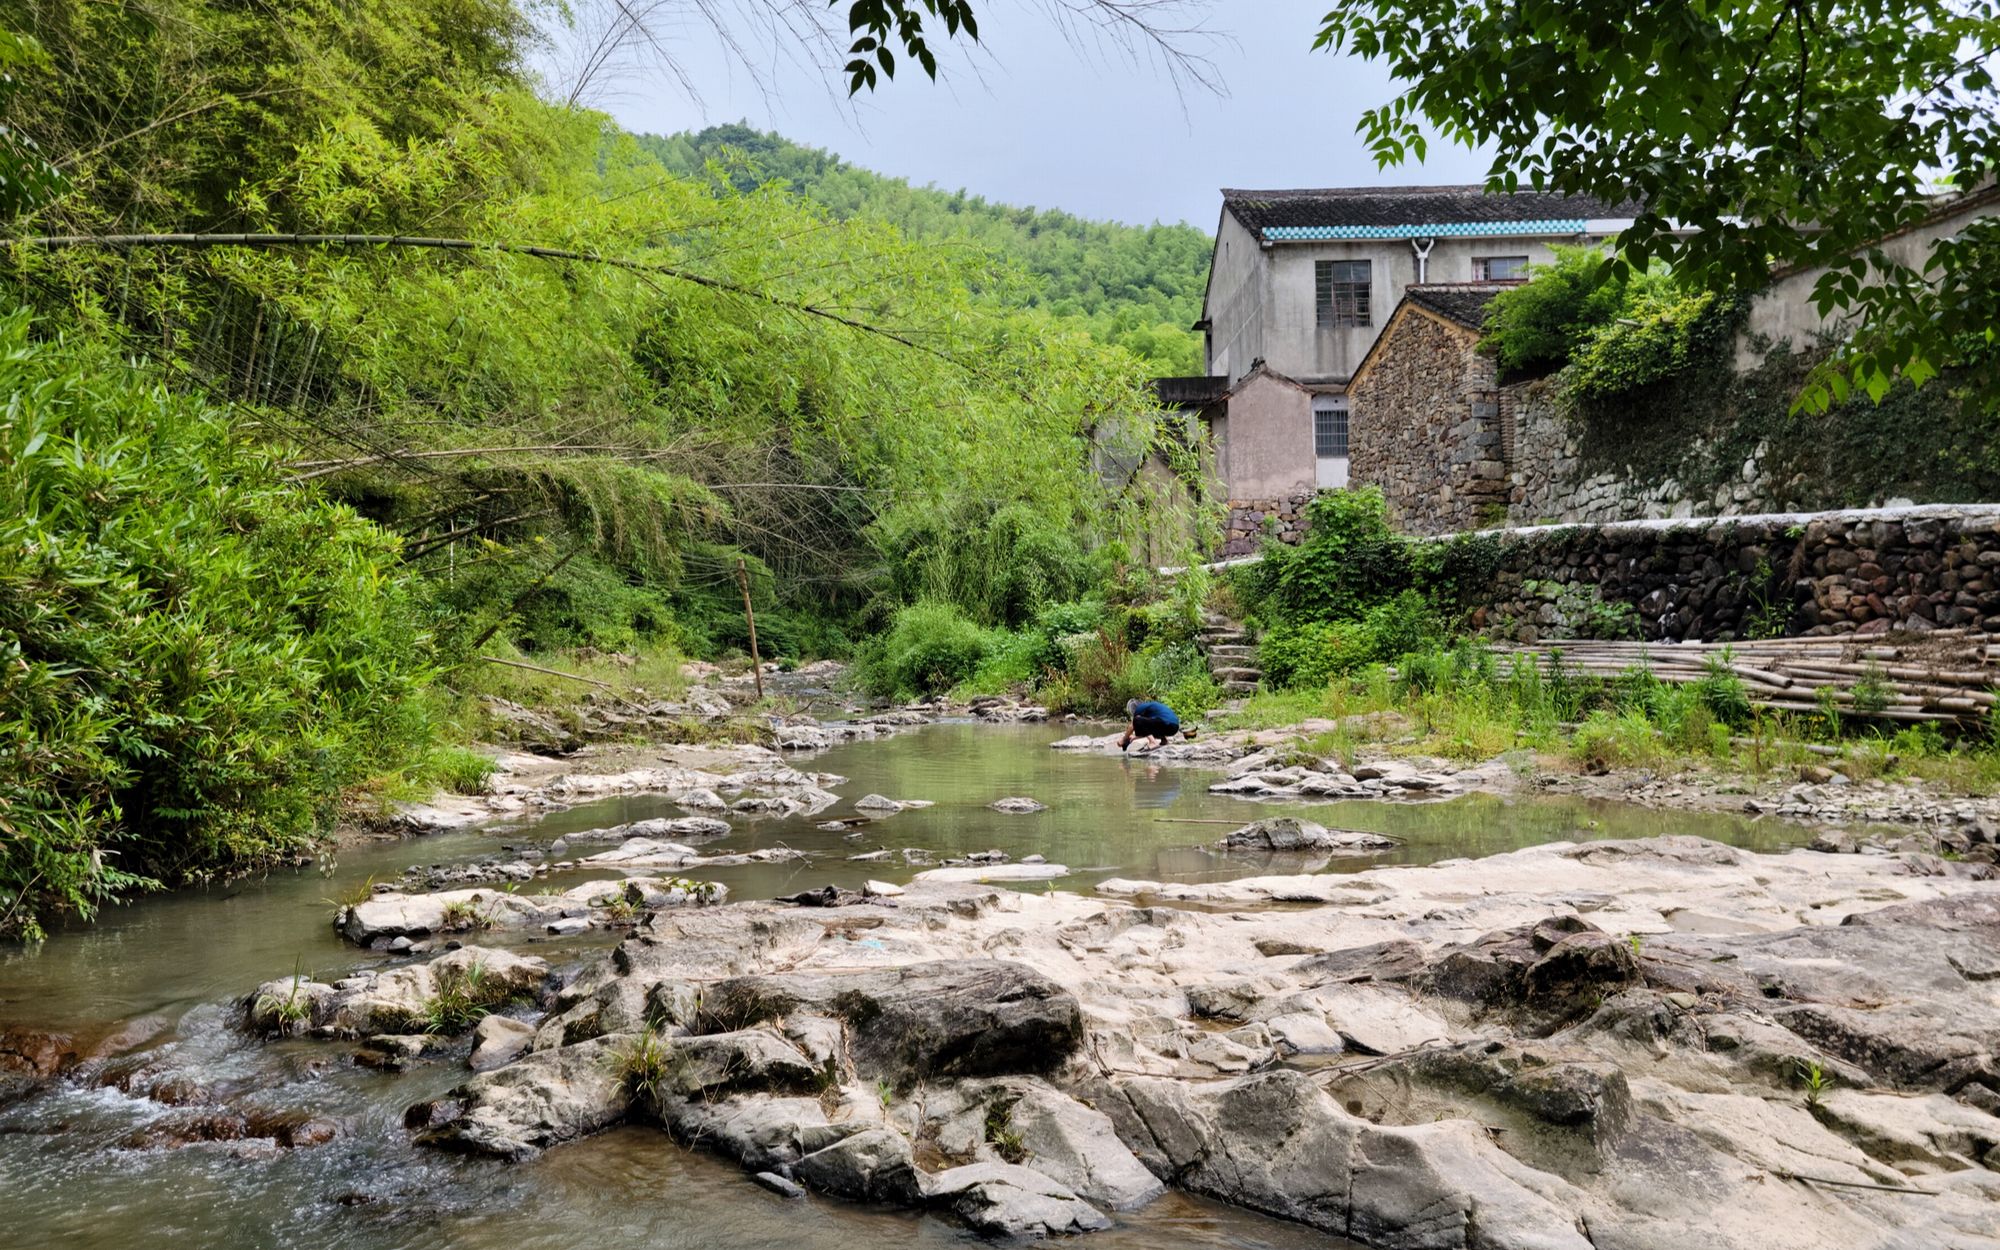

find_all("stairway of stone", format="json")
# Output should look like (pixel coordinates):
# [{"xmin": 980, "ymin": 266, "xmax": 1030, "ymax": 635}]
[{"xmin": 1198, "ymin": 614, "xmax": 1262, "ymax": 697}]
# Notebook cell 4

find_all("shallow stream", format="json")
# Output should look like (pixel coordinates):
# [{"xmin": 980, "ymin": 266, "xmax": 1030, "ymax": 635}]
[{"xmin": 0, "ymin": 723, "xmax": 1811, "ymax": 1248}]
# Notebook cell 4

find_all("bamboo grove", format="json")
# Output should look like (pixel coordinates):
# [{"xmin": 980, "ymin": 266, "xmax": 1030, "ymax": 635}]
[{"xmin": 0, "ymin": 0, "xmax": 1212, "ymax": 935}]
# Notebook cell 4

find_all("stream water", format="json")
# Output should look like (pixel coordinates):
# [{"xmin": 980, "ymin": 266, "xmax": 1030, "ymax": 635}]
[{"xmin": 0, "ymin": 723, "xmax": 1812, "ymax": 1249}]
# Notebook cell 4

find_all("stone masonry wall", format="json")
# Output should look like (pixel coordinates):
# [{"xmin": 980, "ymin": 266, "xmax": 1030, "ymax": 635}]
[
  {"xmin": 1458, "ymin": 504, "xmax": 2000, "ymax": 644},
  {"xmin": 1220, "ymin": 493, "xmax": 1314, "ymax": 558},
  {"xmin": 1503, "ymin": 381, "xmax": 1782, "ymax": 526},
  {"xmin": 1347, "ymin": 311, "xmax": 1508, "ymax": 536}
]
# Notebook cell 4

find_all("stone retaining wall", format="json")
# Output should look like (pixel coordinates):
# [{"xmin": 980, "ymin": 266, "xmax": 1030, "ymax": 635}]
[
  {"xmin": 1459, "ymin": 504, "xmax": 2000, "ymax": 643},
  {"xmin": 1219, "ymin": 492, "xmax": 1313, "ymax": 558}
]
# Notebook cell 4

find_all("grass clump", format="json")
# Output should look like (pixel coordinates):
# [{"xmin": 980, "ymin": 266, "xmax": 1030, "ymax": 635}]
[
  {"xmin": 439, "ymin": 898, "xmax": 495, "ymax": 932},
  {"xmin": 983, "ymin": 1099, "xmax": 1028, "ymax": 1163},
  {"xmin": 614, "ymin": 1029, "xmax": 677, "ymax": 1103},
  {"xmin": 410, "ymin": 747, "xmax": 499, "ymax": 796},
  {"xmin": 421, "ymin": 961, "xmax": 500, "ymax": 1034}
]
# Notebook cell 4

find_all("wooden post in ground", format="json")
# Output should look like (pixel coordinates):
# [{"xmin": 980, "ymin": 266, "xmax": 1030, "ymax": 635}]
[{"xmin": 737, "ymin": 557, "xmax": 765, "ymax": 702}]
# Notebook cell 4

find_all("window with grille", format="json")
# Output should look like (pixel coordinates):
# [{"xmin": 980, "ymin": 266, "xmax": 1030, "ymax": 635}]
[
  {"xmin": 1474, "ymin": 255, "xmax": 1531, "ymax": 281},
  {"xmin": 1315, "ymin": 260, "xmax": 1371, "ymax": 327},
  {"xmin": 1313, "ymin": 397, "xmax": 1349, "ymax": 457}
]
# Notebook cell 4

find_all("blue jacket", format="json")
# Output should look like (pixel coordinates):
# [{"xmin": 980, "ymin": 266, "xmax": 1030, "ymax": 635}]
[{"xmin": 1132, "ymin": 700, "xmax": 1178, "ymax": 730}]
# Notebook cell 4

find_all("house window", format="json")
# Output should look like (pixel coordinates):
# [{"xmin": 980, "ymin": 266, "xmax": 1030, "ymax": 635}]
[
  {"xmin": 1475, "ymin": 255, "xmax": 1531, "ymax": 282},
  {"xmin": 1315, "ymin": 260, "xmax": 1371, "ymax": 327},
  {"xmin": 1313, "ymin": 397, "xmax": 1349, "ymax": 457},
  {"xmin": 1312, "ymin": 396, "xmax": 1349, "ymax": 489}
]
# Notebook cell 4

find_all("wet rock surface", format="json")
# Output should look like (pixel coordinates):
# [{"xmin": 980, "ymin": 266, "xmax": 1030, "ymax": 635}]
[
  {"xmin": 209, "ymin": 816, "xmax": 2000, "ymax": 1248},
  {"xmin": 1217, "ymin": 816, "xmax": 1400, "ymax": 854}
]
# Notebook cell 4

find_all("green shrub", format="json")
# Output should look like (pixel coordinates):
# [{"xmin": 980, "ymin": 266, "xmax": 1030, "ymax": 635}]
[
  {"xmin": 413, "ymin": 746, "xmax": 498, "ymax": 796},
  {"xmin": 1252, "ymin": 488, "xmax": 1409, "ymax": 625},
  {"xmin": 1567, "ymin": 287, "xmax": 1727, "ymax": 401},
  {"xmin": 856, "ymin": 601, "xmax": 991, "ymax": 696},
  {"xmin": 0, "ymin": 313, "xmax": 435, "ymax": 939},
  {"xmin": 876, "ymin": 500, "xmax": 1091, "ymax": 627},
  {"xmin": 1481, "ymin": 246, "xmax": 1633, "ymax": 377},
  {"xmin": 1571, "ymin": 709, "xmax": 1665, "ymax": 772}
]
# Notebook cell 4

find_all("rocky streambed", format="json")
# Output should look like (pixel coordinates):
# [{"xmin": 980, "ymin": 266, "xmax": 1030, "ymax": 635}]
[
  {"xmin": 285, "ymin": 836, "xmax": 2000, "ymax": 1248},
  {"xmin": 5, "ymin": 722, "xmax": 1998, "ymax": 1248}
]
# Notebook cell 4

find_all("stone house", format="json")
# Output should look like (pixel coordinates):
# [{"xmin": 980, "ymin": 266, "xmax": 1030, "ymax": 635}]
[
  {"xmin": 1343, "ymin": 284, "xmax": 1513, "ymax": 535},
  {"xmin": 1165, "ymin": 185, "xmax": 1640, "ymax": 554},
  {"xmin": 1337, "ymin": 184, "xmax": 2000, "ymax": 537}
]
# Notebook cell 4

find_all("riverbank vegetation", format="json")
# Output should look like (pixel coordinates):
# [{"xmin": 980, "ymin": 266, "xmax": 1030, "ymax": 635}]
[
  {"xmin": 1221, "ymin": 487, "xmax": 2000, "ymax": 793},
  {"xmin": 0, "ymin": 0, "xmax": 1211, "ymax": 936}
]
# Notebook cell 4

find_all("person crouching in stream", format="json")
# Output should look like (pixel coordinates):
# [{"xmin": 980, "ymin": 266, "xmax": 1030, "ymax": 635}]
[{"xmin": 1120, "ymin": 697, "xmax": 1196, "ymax": 753}]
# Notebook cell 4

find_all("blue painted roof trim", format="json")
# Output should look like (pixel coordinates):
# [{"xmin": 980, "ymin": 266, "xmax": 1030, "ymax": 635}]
[{"xmin": 1262, "ymin": 219, "xmax": 1589, "ymax": 241}]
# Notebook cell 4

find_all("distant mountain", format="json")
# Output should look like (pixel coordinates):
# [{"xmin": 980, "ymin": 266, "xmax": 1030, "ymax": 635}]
[{"xmin": 638, "ymin": 124, "xmax": 1209, "ymax": 373}]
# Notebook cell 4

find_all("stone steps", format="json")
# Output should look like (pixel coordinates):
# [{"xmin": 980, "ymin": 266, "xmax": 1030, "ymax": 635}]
[{"xmin": 1199, "ymin": 616, "xmax": 1262, "ymax": 695}]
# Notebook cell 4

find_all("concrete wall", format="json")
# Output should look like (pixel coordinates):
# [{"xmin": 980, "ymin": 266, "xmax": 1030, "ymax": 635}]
[
  {"xmin": 1346, "ymin": 306, "xmax": 1509, "ymax": 535},
  {"xmin": 1204, "ymin": 213, "xmax": 1266, "ymax": 384},
  {"xmin": 1453, "ymin": 505, "xmax": 2000, "ymax": 644},
  {"xmin": 1205, "ymin": 230, "xmax": 1588, "ymax": 386},
  {"xmin": 1215, "ymin": 369, "xmax": 1313, "ymax": 501},
  {"xmin": 1735, "ymin": 190, "xmax": 2000, "ymax": 370}
]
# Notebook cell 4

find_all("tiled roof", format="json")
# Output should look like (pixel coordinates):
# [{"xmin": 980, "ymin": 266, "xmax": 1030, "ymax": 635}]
[
  {"xmin": 1404, "ymin": 283, "xmax": 1511, "ymax": 331},
  {"xmin": 1221, "ymin": 186, "xmax": 1637, "ymax": 240}
]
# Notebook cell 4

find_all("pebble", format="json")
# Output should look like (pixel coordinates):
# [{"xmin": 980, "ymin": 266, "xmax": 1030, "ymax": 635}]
[{"xmin": 753, "ymin": 1172, "xmax": 808, "ymax": 1199}]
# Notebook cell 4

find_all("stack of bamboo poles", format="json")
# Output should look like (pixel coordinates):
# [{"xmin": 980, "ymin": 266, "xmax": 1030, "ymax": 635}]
[{"xmin": 1485, "ymin": 631, "xmax": 1998, "ymax": 724}]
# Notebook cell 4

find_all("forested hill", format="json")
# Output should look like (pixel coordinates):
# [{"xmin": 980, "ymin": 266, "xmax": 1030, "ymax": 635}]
[{"xmin": 638, "ymin": 124, "xmax": 1210, "ymax": 373}]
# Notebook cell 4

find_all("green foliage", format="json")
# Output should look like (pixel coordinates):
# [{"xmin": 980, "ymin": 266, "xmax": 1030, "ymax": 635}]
[
  {"xmin": 1566, "ymin": 288, "xmax": 1728, "ymax": 402},
  {"xmin": 1258, "ymin": 591, "xmax": 1446, "ymax": 691},
  {"xmin": 877, "ymin": 500, "xmax": 1093, "ymax": 629},
  {"xmin": 412, "ymin": 747, "xmax": 497, "ymax": 796},
  {"xmin": 1253, "ymin": 488, "xmax": 1409, "ymax": 625},
  {"xmin": 420, "ymin": 960, "xmax": 501, "ymax": 1034},
  {"xmin": 1317, "ymin": 0, "xmax": 2000, "ymax": 410},
  {"xmin": 0, "ymin": 313, "xmax": 433, "ymax": 939},
  {"xmin": 857, "ymin": 601, "xmax": 993, "ymax": 697},
  {"xmin": 1849, "ymin": 663, "xmax": 1893, "ymax": 716},
  {"xmin": 0, "ymin": 30, "xmax": 62, "ymax": 217},
  {"xmin": 1482, "ymin": 246, "xmax": 1633, "ymax": 377},
  {"xmin": 644, "ymin": 124, "xmax": 1210, "ymax": 372}
]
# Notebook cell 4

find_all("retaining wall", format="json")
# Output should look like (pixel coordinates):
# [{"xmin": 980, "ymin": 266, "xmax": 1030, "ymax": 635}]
[{"xmin": 1464, "ymin": 504, "xmax": 2000, "ymax": 643}]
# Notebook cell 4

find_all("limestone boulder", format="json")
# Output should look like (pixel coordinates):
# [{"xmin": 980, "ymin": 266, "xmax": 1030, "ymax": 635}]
[
  {"xmin": 1217, "ymin": 817, "xmax": 1399, "ymax": 853},
  {"xmin": 922, "ymin": 1162, "xmax": 1111, "ymax": 1237},
  {"xmin": 694, "ymin": 960, "xmax": 1083, "ymax": 1087},
  {"xmin": 410, "ymin": 1034, "xmax": 632, "ymax": 1160}
]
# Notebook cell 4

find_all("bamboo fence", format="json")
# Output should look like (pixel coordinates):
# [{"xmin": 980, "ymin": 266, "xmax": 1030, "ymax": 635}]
[{"xmin": 1484, "ymin": 631, "xmax": 1999, "ymax": 725}]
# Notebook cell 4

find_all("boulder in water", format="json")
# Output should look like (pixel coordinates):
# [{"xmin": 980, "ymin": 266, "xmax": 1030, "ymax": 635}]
[
  {"xmin": 988, "ymin": 797, "xmax": 1047, "ymax": 814},
  {"xmin": 1216, "ymin": 817, "xmax": 1398, "ymax": 854}
]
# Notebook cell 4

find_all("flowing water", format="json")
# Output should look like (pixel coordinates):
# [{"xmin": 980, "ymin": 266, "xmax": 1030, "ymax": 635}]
[{"xmin": 0, "ymin": 722, "xmax": 1812, "ymax": 1249}]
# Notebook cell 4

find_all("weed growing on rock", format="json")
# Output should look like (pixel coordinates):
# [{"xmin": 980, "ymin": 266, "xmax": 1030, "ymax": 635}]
[
  {"xmin": 1794, "ymin": 1058, "xmax": 1830, "ymax": 1109},
  {"xmin": 983, "ymin": 1100, "xmax": 1027, "ymax": 1163},
  {"xmin": 255, "ymin": 962, "xmax": 315, "ymax": 1037},
  {"xmin": 421, "ymin": 962, "xmax": 494, "ymax": 1034},
  {"xmin": 616, "ymin": 1030, "xmax": 675, "ymax": 1104},
  {"xmin": 439, "ymin": 899, "xmax": 495, "ymax": 932}
]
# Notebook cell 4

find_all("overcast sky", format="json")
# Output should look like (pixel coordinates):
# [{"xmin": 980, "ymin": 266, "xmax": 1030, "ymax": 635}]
[{"xmin": 572, "ymin": 1, "xmax": 1494, "ymax": 229}]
